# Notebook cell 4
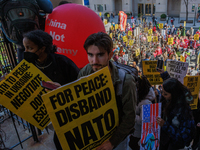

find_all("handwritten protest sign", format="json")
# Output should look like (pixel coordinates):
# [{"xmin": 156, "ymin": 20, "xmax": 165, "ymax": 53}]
[
  {"xmin": 166, "ymin": 60, "xmax": 188, "ymax": 84},
  {"xmin": 123, "ymin": 54, "xmax": 129, "ymax": 61},
  {"xmin": 148, "ymin": 29, "xmax": 152, "ymax": 35},
  {"xmin": 128, "ymin": 31, "xmax": 132, "ymax": 36},
  {"xmin": 194, "ymin": 34, "xmax": 199, "ymax": 41},
  {"xmin": 0, "ymin": 60, "xmax": 51, "ymax": 130},
  {"xmin": 184, "ymin": 21, "xmax": 186, "ymax": 27},
  {"xmin": 42, "ymin": 67, "xmax": 118, "ymax": 150},
  {"xmin": 168, "ymin": 37, "xmax": 173, "ymax": 45},
  {"xmin": 142, "ymin": 61, "xmax": 163, "ymax": 85},
  {"xmin": 153, "ymin": 36, "xmax": 158, "ymax": 42},
  {"xmin": 141, "ymin": 103, "xmax": 161, "ymax": 150},
  {"xmin": 184, "ymin": 76, "xmax": 200, "ymax": 110},
  {"xmin": 159, "ymin": 23, "xmax": 163, "ymax": 29},
  {"xmin": 147, "ymin": 36, "xmax": 152, "ymax": 42}
]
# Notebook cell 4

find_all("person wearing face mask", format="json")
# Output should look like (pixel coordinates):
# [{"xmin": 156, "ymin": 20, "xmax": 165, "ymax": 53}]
[{"xmin": 23, "ymin": 30, "xmax": 80, "ymax": 150}]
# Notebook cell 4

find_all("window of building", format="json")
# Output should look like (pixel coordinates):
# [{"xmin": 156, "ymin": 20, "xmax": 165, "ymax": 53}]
[
  {"xmin": 104, "ymin": 4, "xmax": 106, "ymax": 11},
  {"xmin": 94, "ymin": 4, "xmax": 96, "ymax": 10},
  {"xmin": 145, "ymin": 4, "xmax": 151, "ymax": 15},
  {"xmin": 192, "ymin": 4, "xmax": 195, "ymax": 12},
  {"xmin": 97, "ymin": 4, "xmax": 103, "ymax": 12},
  {"xmin": 198, "ymin": 4, "xmax": 200, "ymax": 11}
]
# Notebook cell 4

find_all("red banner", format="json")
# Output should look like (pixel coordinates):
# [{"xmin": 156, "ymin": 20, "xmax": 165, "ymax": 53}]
[{"xmin": 119, "ymin": 11, "xmax": 127, "ymax": 31}]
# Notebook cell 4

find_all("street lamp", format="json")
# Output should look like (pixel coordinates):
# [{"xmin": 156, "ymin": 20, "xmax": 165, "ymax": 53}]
[{"xmin": 194, "ymin": 7, "xmax": 196, "ymax": 26}]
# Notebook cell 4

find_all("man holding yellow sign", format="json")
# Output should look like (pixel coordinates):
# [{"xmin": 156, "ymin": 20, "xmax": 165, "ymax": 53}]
[{"xmin": 46, "ymin": 32, "xmax": 137, "ymax": 150}]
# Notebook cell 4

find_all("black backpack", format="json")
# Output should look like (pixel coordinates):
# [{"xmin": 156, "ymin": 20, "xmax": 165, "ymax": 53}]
[{"xmin": 0, "ymin": 0, "xmax": 40, "ymax": 45}]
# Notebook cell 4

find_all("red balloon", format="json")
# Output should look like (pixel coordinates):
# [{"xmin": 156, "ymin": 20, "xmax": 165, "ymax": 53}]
[{"xmin": 45, "ymin": 4, "xmax": 105, "ymax": 68}]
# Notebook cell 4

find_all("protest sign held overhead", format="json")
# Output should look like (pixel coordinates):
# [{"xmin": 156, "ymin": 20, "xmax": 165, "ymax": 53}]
[
  {"xmin": 147, "ymin": 36, "xmax": 152, "ymax": 42},
  {"xmin": 128, "ymin": 31, "xmax": 132, "ymax": 36},
  {"xmin": 153, "ymin": 36, "xmax": 158, "ymax": 42},
  {"xmin": 159, "ymin": 23, "xmax": 163, "ymax": 29},
  {"xmin": 115, "ymin": 24, "xmax": 119, "ymax": 30},
  {"xmin": 194, "ymin": 34, "xmax": 199, "ymax": 41},
  {"xmin": 184, "ymin": 76, "xmax": 200, "ymax": 110},
  {"xmin": 180, "ymin": 55, "xmax": 185, "ymax": 62},
  {"xmin": 142, "ymin": 61, "xmax": 163, "ymax": 85},
  {"xmin": 0, "ymin": 60, "xmax": 51, "ymax": 130},
  {"xmin": 140, "ymin": 103, "xmax": 161, "ymax": 150},
  {"xmin": 42, "ymin": 67, "xmax": 118, "ymax": 150},
  {"xmin": 136, "ymin": 48, "xmax": 140, "ymax": 57},
  {"xmin": 148, "ymin": 29, "xmax": 152, "ymax": 35},
  {"xmin": 166, "ymin": 60, "xmax": 189, "ymax": 84}
]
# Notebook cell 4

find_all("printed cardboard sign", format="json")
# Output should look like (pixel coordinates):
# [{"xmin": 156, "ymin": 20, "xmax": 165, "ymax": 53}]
[
  {"xmin": 42, "ymin": 67, "xmax": 119, "ymax": 150},
  {"xmin": 0, "ymin": 60, "xmax": 51, "ymax": 130}
]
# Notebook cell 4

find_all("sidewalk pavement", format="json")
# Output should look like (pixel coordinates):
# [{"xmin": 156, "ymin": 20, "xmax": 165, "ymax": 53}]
[{"xmin": 108, "ymin": 16, "xmax": 200, "ymax": 29}]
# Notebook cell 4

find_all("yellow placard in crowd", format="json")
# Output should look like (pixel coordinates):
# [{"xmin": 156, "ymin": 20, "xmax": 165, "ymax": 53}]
[
  {"xmin": 153, "ymin": 36, "xmax": 158, "ymax": 42},
  {"xmin": 148, "ymin": 29, "xmax": 152, "ymax": 35},
  {"xmin": 128, "ymin": 31, "xmax": 132, "ymax": 36},
  {"xmin": 109, "ymin": 33, "xmax": 112, "ymax": 39},
  {"xmin": 147, "ymin": 36, "xmax": 152, "ymax": 42},
  {"xmin": 110, "ymin": 26, "xmax": 114, "ymax": 31},
  {"xmin": 42, "ymin": 67, "xmax": 119, "ymax": 150},
  {"xmin": 129, "ymin": 40, "xmax": 134, "ymax": 46},
  {"xmin": 194, "ymin": 34, "xmax": 199, "ymax": 41},
  {"xmin": 142, "ymin": 61, "xmax": 163, "ymax": 85},
  {"xmin": 0, "ymin": 60, "xmax": 51, "ymax": 130},
  {"xmin": 123, "ymin": 36, "xmax": 128, "ymax": 42},
  {"xmin": 184, "ymin": 76, "xmax": 200, "ymax": 110},
  {"xmin": 180, "ymin": 55, "xmax": 185, "ymax": 62},
  {"xmin": 168, "ymin": 37, "xmax": 174, "ymax": 45},
  {"xmin": 159, "ymin": 23, "xmax": 163, "ymax": 29},
  {"xmin": 99, "ymin": 12, "xmax": 102, "ymax": 17},
  {"xmin": 104, "ymin": 19, "xmax": 107, "ymax": 25},
  {"xmin": 143, "ymin": 19, "xmax": 145, "ymax": 23},
  {"xmin": 184, "ymin": 21, "xmax": 186, "ymax": 27},
  {"xmin": 144, "ymin": 27, "xmax": 148, "ymax": 33},
  {"xmin": 107, "ymin": 14, "xmax": 110, "ymax": 18},
  {"xmin": 115, "ymin": 24, "xmax": 119, "ymax": 30},
  {"xmin": 135, "ymin": 48, "xmax": 140, "ymax": 57}
]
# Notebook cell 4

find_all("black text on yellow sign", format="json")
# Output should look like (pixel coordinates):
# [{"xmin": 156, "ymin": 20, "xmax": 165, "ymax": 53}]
[
  {"xmin": 142, "ymin": 61, "xmax": 163, "ymax": 85},
  {"xmin": 42, "ymin": 67, "xmax": 118, "ymax": 150},
  {"xmin": 184, "ymin": 76, "xmax": 200, "ymax": 110},
  {"xmin": 0, "ymin": 60, "xmax": 51, "ymax": 130}
]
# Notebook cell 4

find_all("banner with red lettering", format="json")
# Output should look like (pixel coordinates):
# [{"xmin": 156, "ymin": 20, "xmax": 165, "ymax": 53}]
[{"xmin": 119, "ymin": 11, "xmax": 127, "ymax": 31}]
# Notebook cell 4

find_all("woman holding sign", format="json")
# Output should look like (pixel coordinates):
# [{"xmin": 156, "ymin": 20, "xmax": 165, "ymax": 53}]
[
  {"xmin": 23, "ymin": 30, "xmax": 79, "ymax": 150},
  {"xmin": 156, "ymin": 78, "xmax": 195, "ymax": 150}
]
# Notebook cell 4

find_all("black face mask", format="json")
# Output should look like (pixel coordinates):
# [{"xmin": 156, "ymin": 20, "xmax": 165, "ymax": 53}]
[{"xmin": 24, "ymin": 52, "xmax": 39, "ymax": 63}]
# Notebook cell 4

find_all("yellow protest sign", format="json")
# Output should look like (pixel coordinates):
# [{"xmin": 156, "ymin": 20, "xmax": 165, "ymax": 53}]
[
  {"xmin": 115, "ymin": 24, "xmax": 119, "ymax": 30},
  {"xmin": 128, "ymin": 31, "xmax": 132, "ymax": 36},
  {"xmin": 42, "ymin": 67, "xmax": 118, "ymax": 150},
  {"xmin": 99, "ymin": 12, "xmax": 102, "ymax": 17},
  {"xmin": 123, "ymin": 36, "xmax": 128, "ymax": 42},
  {"xmin": 184, "ymin": 76, "xmax": 200, "ymax": 110},
  {"xmin": 144, "ymin": 27, "xmax": 148, "ymax": 33},
  {"xmin": 147, "ymin": 36, "xmax": 152, "ymax": 42},
  {"xmin": 0, "ymin": 60, "xmax": 51, "ymax": 130},
  {"xmin": 129, "ymin": 40, "xmax": 134, "ymax": 46},
  {"xmin": 148, "ymin": 29, "xmax": 152, "ymax": 35},
  {"xmin": 107, "ymin": 14, "xmax": 110, "ymax": 18},
  {"xmin": 168, "ymin": 37, "xmax": 174, "ymax": 45},
  {"xmin": 104, "ymin": 19, "xmax": 107, "ymax": 25},
  {"xmin": 180, "ymin": 55, "xmax": 185, "ymax": 62},
  {"xmin": 194, "ymin": 34, "xmax": 199, "ymax": 41},
  {"xmin": 153, "ymin": 36, "xmax": 158, "ymax": 42},
  {"xmin": 135, "ymin": 48, "xmax": 140, "ymax": 57},
  {"xmin": 118, "ymin": 34, "xmax": 120, "ymax": 40},
  {"xmin": 143, "ymin": 19, "xmax": 145, "ymax": 23},
  {"xmin": 142, "ymin": 61, "xmax": 163, "ymax": 85},
  {"xmin": 184, "ymin": 21, "xmax": 186, "ymax": 27},
  {"xmin": 110, "ymin": 26, "xmax": 114, "ymax": 31},
  {"xmin": 159, "ymin": 23, "xmax": 163, "ymax": 29},
  {"xmin": 109, "ymin": 33, "xmax": 112, "ymax": 39}
]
